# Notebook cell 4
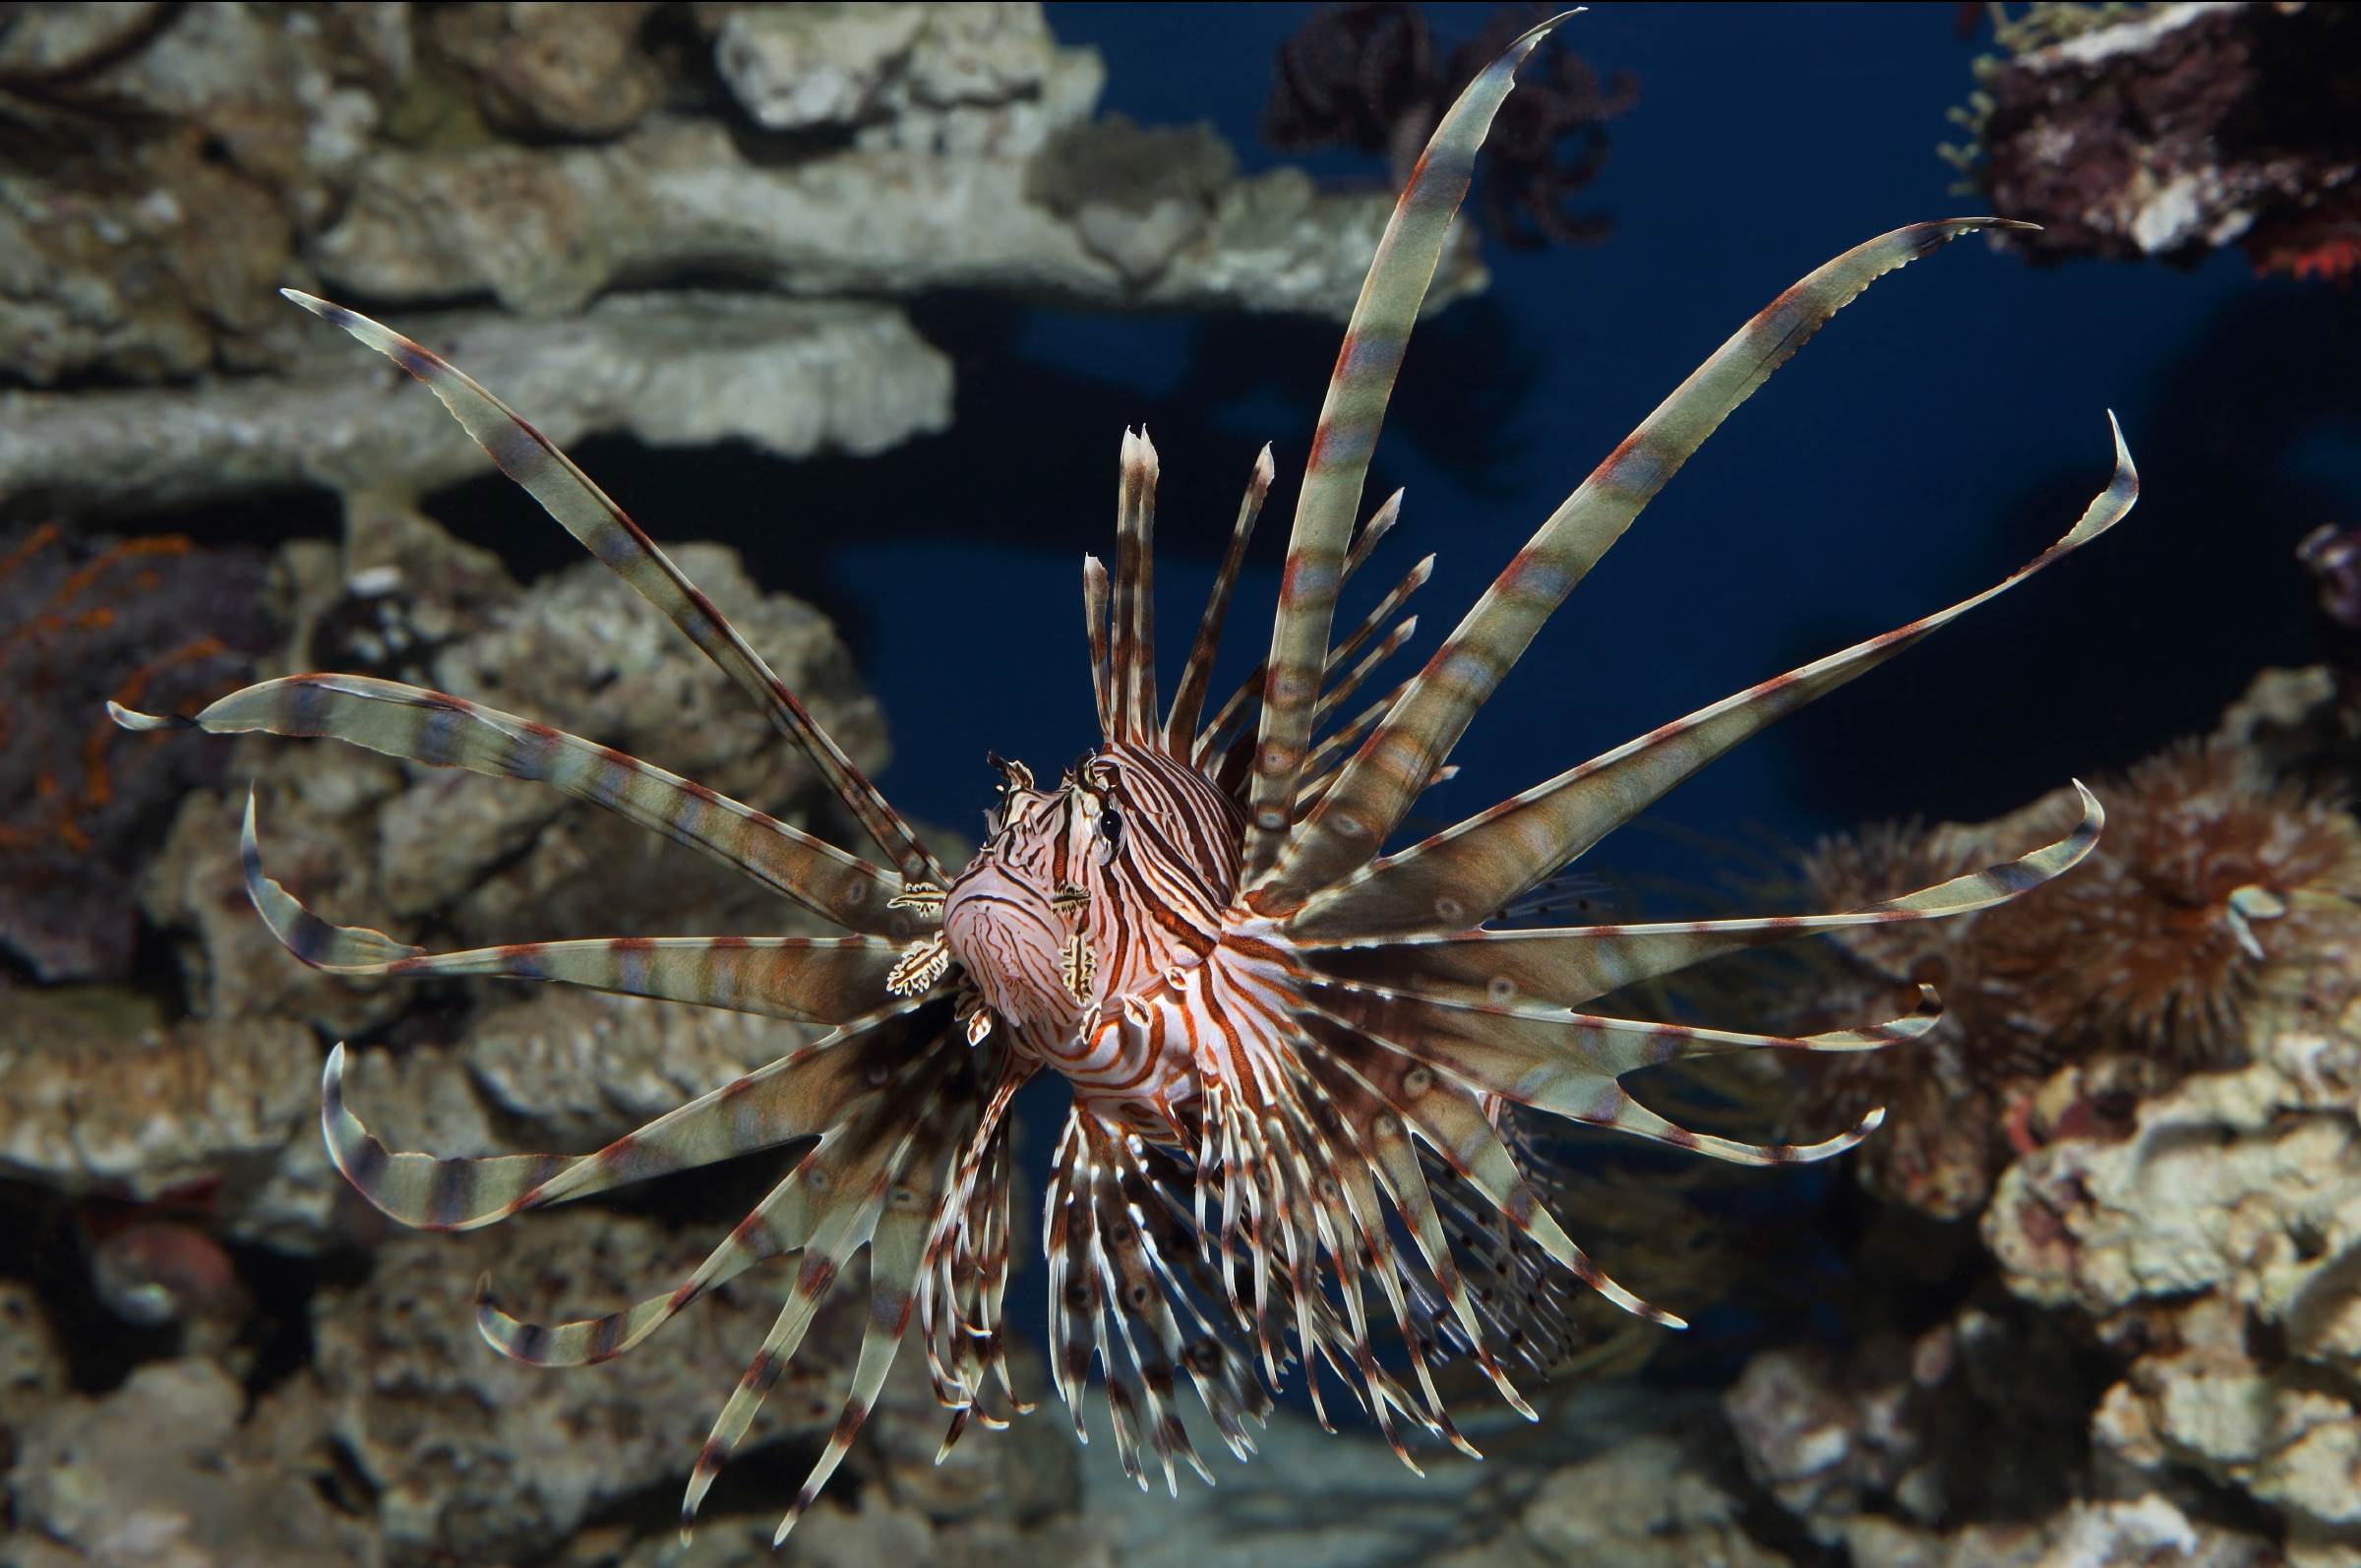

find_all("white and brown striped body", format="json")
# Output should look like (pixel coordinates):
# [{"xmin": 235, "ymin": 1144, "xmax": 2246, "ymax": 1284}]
[{"xmin": 944, "ymin": 743, "xmax": 1311, "ymax": 1137}]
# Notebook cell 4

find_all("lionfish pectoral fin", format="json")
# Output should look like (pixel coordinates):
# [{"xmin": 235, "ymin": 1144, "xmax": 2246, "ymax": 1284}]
[
  {"xmin": 771, "ymin": 1089, "xmax": 969, "ymax": 1546},
  {"xmin": 1258, "ymin": 220, "xmax": 2062, "ymax": 916},
  {"xmin": 239, "ymin": 791, "xmax": 421, "ymax": 968},
  {"xmin": 244, "ymin": 789, "xmax": 901, "ymax": 1022},
  {"xmin": 326, "ymin": 999, "xmax": 943, "ymax": 1231},
  {"xmin": 1286, "ymin": 419, "xmax": 2137, "ymax": 942},
  {"xmin": 475, "ymin": 1139, "xmax": 836, "ymax": 1367},
  {"xmin": 1241, "ymin": 12, "xmax": 1576, "ymax": 876},
  {"xmin": 1305, "ymin": 1018, "xmax": 1685, "ymax": 1336},
  {"xmin": 681, "ymin": 1044, "xmax": 971, "ymax": 1545},
  {"xmin": 127, "ymin": 673, "xmax": 905, "ymax": 935},
  {"xmin": 1300, "ymin": 787, "xmax": 2103, "ymax": 1006},
  {"xmin": 321, "ymin": 1043, "xmax": 569, "ymax": 1232},
  {"xmin": 281, "ymin": 288, "xmax": 944, "ymax": 887}
]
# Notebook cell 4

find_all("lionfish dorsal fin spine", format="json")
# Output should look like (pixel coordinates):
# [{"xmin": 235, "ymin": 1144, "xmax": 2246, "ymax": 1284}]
[
  {"xmin": 1165, "ymin": 443, "xmax": 1275, "ymax": 753},
  {"xmin": 1255, "ymin": 217, "xmax": 2042, "ymax": 914},
  {"xmin": 275, "ymin": 287, "xmax": 946, "ymax": 889},
  {"xmin": 1287, "ymin": 422, "xmax": 2135, "ymax": 940},
  {"xmin": 1110, "ymin": 428, "xmax": 1162, "ymax": 743},
  {"xmin": 1084, "ymin": 552, "xmax": 1115, "ymax": 737},
  {"xmin": 1238, "ymin": 15, "xmax": 1573, "ymax": 879}
]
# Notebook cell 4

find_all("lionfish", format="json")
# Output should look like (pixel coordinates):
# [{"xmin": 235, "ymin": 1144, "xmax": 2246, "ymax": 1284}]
[{"xmin": 113, "ymin": 15, "xmax": 2135, "ymax": 1548}]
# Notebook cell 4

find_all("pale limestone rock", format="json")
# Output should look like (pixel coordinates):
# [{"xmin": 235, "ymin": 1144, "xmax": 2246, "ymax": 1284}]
[{"xmin": 0, "ymin": 295, "xmax": 952, "ymax": 514}]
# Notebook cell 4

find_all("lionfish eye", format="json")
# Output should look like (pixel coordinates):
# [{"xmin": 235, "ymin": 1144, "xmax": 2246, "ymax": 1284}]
[{"xmin": 1096, "ymin": 805, "xmax": 1123, "ymax": 857}]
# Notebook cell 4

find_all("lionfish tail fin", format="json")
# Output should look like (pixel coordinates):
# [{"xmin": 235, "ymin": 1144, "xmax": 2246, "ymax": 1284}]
[{"xmin": 279, "ymin": 289, "xmax": 944, "ymax": 886}]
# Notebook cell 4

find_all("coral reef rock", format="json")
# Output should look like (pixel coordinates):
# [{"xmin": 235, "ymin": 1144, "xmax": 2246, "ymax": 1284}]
[
  {"xmin": 1724, "ymin": 1304, "xmax": 2098, "ymax": 1548},
  {"xmin": 6, "ymin": 1358, "xmax": 376, "ymax": 1568},
  {"xmin": 1, "ymin": 0, "xmax": 1481, "ymax": 516},
  {"xmin": 1986, "ymin": 979, "xmax": 2361, "ymax": 1558},
  {"xmin": 2, "ymin": 296, "xmax": 952, "ymax": 516},
  {"xmin": 1840, "ymin": 1495, "xmax": 2278, "ymax": 1568},
  {"xmin": 0, "ymin": 525, "xmax": 270, "ymax": 981},
  {"xmin": 310, "ymin": 1206, "xmax": 832, "ymax": 1566},
  {"xmin": 0, "ymin": 989, "xmax": 315, "ymax": 1204},
  {"xmin": 1957, "ymin": 2, "xmax": 2361, "ymax": 276}
]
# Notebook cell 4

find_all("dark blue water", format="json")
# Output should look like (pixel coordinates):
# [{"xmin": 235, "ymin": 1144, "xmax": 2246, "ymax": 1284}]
[{"xmin": 794, "ymin": 2, "xmax": 2355, "ymax": 890}]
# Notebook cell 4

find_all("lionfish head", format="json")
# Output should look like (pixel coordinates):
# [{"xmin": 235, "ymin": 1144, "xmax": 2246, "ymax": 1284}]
[{"xmin": 944, "ymin": 744, "xmax": 1242, "ymax": 1043}]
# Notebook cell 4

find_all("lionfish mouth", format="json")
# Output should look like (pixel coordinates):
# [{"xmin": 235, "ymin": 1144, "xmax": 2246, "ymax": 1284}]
[{"xmin": 108, "ymin": 6, "xmax": 2137, "ymax": 1548}]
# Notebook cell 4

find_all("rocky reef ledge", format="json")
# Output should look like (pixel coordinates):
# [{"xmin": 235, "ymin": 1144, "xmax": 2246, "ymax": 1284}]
[{"xmin": 0, "ymin": 1, "xmax": 1484, "ymax": 515}]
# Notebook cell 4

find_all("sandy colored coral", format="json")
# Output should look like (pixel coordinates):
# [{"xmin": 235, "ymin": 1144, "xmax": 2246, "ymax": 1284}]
[
  {"xmin": 1985, "ymin": 979, "xmax": 2361, "ymax": 1552},
  {"xmin": 0, "ymin": 988, "xmax": 315, "ymax": 1202},
  {"xmin": 6, "ymin": 1359, "xmax": 376, "ymax": 1568}
]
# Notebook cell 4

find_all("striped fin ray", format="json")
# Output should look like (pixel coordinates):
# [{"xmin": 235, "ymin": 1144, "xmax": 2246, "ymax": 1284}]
[
  {"xmin": 1241, "ymin": 14, "xmax": 1572, "ymax": 876},
  {"xmin": 112, "ymin": 674, "xmax": 908, "ymax": 936},
  {"xmin": 238, "ymin": 794, "xmax": 904, "ymax": 1023},
  {"xmin": 679, "ymin": 1187, "xmax": 888, "ymax": 1543},
  {"xmin": 1120, "ymin": 1139, "xmax": 1277, "ymax": 1462},
  {"xmin": 1085, "ymin": 554, "xmax": 1115, "ymax": 739},
  {"xmin": 677, "ymin": 1031, "xmax": 965, "ymax": 1544},
  {"xmin": 1304, "ymin": 980, "xmax": 1931, "ymax": 1167},
  {"xmin": 1210, "ymin": 563, "xmax": 1429, "ymax": 788},
  {"xmin": 1110, "ymin": 430, "xmax": 1163, "ymax": 745},
  {"xmin": 476, "ymin": 1152, "xmax": 824, "ymax": 1368},
  {"xmin": 321, "ymin": 997, "xmax": 948, "ymax": 1232},
  {"xmin": 1256, "ymin": 217, "xmax": 2049, "ymax": 914},
  {"xmin": 1165, "ymin": 445, "xmax": 1275, "ymax": 753},
  {"xmin": 1287, "ymin": 418, "xmax": 2138, "ymax": 942},
  {"xmin": 1044, "ymin": 1112, "xmax": 1112, "ymax": 1441},
  {"xmin": 1298, "ymin": 681, "xmax": 1415, "ymax": 811},
  {"xmin": 1302, "ymin": 1012, "xmax": 1681, "ymax": 1328},
  {"xmin": 1281, "ymin": 1059, "xmax": 1470, "ymax": 1464},
  {"xmin": 1302, "ymin": 782, "xmax": 2103, "ymax": 1004},
  {"xmin": 1193, "ymin": 489, "xmax": 1422, "ymax": 771},
  {"xmin": 918, "ymin": 1055, "xmax": 1031, "ymax": 1421},
  {"xmin": 279, "ymin": 289, "xmax": 945, "ymax": 887},
  {"xmin": 770, "ymin": 1064, "xmax": 977, "ymax": 1546},
  {"xmin": 1082, "ymin": 1118, "xmax": 1211, "ymax": 1492},
  {"xmin": 1294, "ymin": 1033, "xmax": 1535, "ymax": 1423},
  {"xmin": 1264, "ymin": 1074, "xmax": 1455, "ymax": 1464}
]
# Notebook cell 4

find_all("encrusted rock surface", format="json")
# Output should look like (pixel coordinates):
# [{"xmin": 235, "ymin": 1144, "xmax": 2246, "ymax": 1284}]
[
  {"xmin": 312, "ymin": 1206, "xmax": 829, "ymax": 1566},
  {"xmin": 1840, "ymin": 1495, "xmax": 2277, "ymax": 1568},
  {"xmin": 0, "ymin": 295, "xmax": 952, "ymax": 516},
  {"xmin": 0, "ymin": 0, "xmax": 1480, "ymax": 516},
  {"xmin": 1986, "ymin": 994, "xmax": 2361, "ymax": 1554},
  {"xmin": 1961, "ymin": 2, "xmax": 2361, "ymax": 273},
  {"xmin": 0, "ymin": 990, "xmax": 316, "ymax": 1204},
  {"xmin": 5, "ymin": 1358, "xmax": 377, "ymax": 1568}
]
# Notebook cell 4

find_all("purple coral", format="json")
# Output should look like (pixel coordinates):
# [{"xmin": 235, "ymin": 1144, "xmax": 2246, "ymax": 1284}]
[{"xmin": 1262, "ymin": 3, "xmax": 1635, "ymax": 250}]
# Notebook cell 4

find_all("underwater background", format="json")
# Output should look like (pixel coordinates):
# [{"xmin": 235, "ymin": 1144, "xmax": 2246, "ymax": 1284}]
[{"xmin": 3, "ymin": 3, "xmax": 2359, "ymax": 1565}]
